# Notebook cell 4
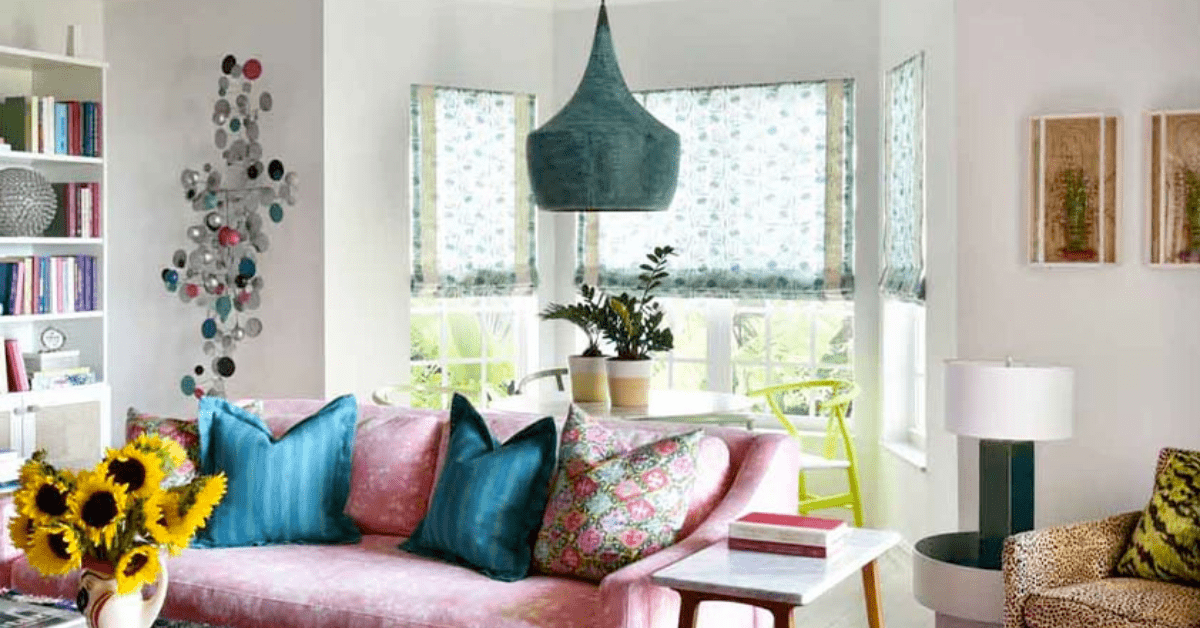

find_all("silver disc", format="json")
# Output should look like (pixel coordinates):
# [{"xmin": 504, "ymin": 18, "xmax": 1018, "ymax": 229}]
[
  {"xmin": 222, "ymin": 335, "xmax": 236, "ymax": 351},
  {"xmin": 214, "ymin": 128, "xmax": 227, "ymax": 149},
  {"xmin": 285, "ymin": 172, "xmax": 298, "ymax": 186},
  {"xmin": 236, "ymin": 94, "xmax": 249, "ymax": 114},
  {"xmin": 251, "ymin": 276, "xmax": 264, "ymax": 290},
  {"xmin": 172, "ymin": 249, "xmax": 187, "ymax": 267},
  {"xmin": 246, "ymin": 292, "xmax": 261, "ymax": 310},
  {"xmin": 246, "ymin": 212, "xmax": 262, "ymax": 233},
  {"xmin": 187, "ymin": 225, "xmax": 205, "ymax": 242},
  {"xmin": 179, "ymin": 289, "xmax": 192, "ymax": 303},
  {"xmin": 251, "ymin": 232, "xmax": 270, "ymax": 252},
  {"xmin": 245, "ymin": 120, "xmax": 259, "ymax": 141},
  {"xmin": 247, "ymin": 142, "xmax": 262, "ymax": 161},
  {"xmin": 203, "ymin": 341, "xmax": 216, "ymax": 356},
  {"xmin": 245, "ymin": 318, "xmax": 262, "ymax": 337},
  {"xmin": 218, "ymin": 76, "xmax": 229, "ymax": 92},
  {"xmin": 231, "ymin": 327, "xmax": 245, "ymax": 341},
  {"xmin": 242, "ymin": 81, "xmax": 252, "ymax": 93},
  {"xmin": 259, "ymin": 92, "xmax": 273, "ymax": 111},
  {"xmin": 206, "ymin": 170, "xmax": 222, "ymax": 191},
  {"xmin": 229, "ymin": 139, "xmax": 247, "ymax": 162},
  {"xmin": 230, "ymin": 63, "xmax": 242, "ymax": 79}
]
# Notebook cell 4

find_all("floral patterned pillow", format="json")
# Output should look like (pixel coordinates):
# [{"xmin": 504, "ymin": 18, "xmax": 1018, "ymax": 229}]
[
  {"xmin": 126, "ymin": 408, "xmax": 201, "ymax": 487},
  {"xmin": 533, "ymin": 405, "xmax": 701, "ymax": 581}
]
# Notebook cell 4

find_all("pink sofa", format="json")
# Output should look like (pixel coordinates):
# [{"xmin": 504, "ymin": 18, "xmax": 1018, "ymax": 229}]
[{"xmin": 2, "ymin": 399, "xmax": 799, "ymax": 628}]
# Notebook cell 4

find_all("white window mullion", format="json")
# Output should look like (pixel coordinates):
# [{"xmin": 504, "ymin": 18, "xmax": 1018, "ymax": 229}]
[{"xmin": 708, "ymin": 299, "xmax": 734, "ymax": 392}]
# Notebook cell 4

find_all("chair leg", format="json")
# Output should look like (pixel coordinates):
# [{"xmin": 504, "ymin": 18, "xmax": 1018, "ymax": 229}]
[
  {"xmin": 797, "ymin": 470, "xmax": 810, "ymax": 505},
  {"xmin": 845, "ymin": 465, "xmax": 864, "ymax": 527}
]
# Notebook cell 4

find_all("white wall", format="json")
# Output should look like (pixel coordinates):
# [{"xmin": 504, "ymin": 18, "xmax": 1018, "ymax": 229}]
[
  {"xmin": 322, "ymin": 0, "xmax": 555, "ymax": 399},
  {"xmin": 956, "ymin": 0, "xmax": 1200, "ymax": 527},
  {"xmin": 551, "ymin": 0, "xmax": 885, "ymax": 521},
  {"xmin": 877, "ymin": 0, "xmax": 958, "ymax": 542},
  {"xmin": 105, "ymin": 0, "xmax": 325, "ymax": 425},
  {"xmin": 0, "ymin": 0, "xmax": 104, "ymax": 59}
]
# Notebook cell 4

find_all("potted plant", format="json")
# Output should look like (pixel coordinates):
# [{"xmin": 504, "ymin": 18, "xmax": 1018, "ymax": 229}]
[
  {"xmin": 540, "ymin": 283, "xmax": 610, "ymax": 402},
  {"xmin": 598, "ymin": 245, "xmax": 676, "ymax": 406}
]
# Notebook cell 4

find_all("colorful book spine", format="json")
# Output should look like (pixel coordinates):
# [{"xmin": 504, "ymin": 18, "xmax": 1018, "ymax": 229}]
[
  {"xmin": 68, "ymin": 101, "xmax": 81, "ymax": 155},
  {"xmin": 727, "ymin": 536, "xmax": 844, "ymax": 558},
  {"xmin": 90, "ymin": 182, "xmax": 101, "ymax": 237},
  {"xmin": 54, "ymin": 102, "xmax": 68, "ymax": 154},
  {"xmin": 5, "ymin": 339, "xmax": 28, "ymax": 392}
]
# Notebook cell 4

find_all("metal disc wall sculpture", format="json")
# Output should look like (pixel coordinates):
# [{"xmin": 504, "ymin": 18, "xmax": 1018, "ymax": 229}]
[{"xmin": 161, "ymin": 54, "xmax": 296, "ymax": 398}]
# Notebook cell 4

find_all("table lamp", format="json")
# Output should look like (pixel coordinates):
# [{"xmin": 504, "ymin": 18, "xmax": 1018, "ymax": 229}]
[{"xmin": 945, "ymin": 358, "xmax": 1074, "ymax": 569}]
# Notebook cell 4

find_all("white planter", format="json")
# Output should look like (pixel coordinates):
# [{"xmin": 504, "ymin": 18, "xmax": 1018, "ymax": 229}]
[
  {"xmin": 606, "ymin": 358, "xmax": 653, "ymax": 407},
  {"xmin": 568, "ymin": 355, "xmax": 609, "ymax": 403}
]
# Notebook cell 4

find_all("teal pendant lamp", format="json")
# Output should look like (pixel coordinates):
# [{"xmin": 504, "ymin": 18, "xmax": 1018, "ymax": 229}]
[{"xmin": 527, "ymin": 0, "xmax": 680, "ymax": 212}]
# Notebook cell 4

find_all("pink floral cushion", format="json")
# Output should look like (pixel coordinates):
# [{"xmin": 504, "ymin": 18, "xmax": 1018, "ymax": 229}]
[
  {"xmin": 126, "ymin": 408, "xmax": 200, "ymax": 486},
  {"xmin": 533, "ymin": 406, "xmax": 701, "ymax": 581}
]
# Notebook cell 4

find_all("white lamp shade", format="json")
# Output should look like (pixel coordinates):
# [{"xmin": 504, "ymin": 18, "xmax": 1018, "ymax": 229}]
[{"xmin": 945, "ymin": 359, "xmax": 1074, "ymax": 441}]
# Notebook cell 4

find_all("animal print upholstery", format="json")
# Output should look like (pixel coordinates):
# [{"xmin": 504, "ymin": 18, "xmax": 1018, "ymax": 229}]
[
  {"xmin": 1022, "ymin": 578, "xmax": 1200, "ymax": 628},
  {"xmin": 1002, "ymin": 447, "xmax": 1200, "ymax": 628}
]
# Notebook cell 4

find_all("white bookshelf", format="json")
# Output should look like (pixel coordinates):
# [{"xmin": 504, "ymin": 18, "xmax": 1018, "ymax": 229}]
[{"xmin": 0, "ymin": 44, "xmax": 109, "ymax": 468}]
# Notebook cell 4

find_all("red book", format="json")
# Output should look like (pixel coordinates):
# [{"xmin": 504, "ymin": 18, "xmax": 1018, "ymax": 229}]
[
  {"xmin": 65, "ymin": 182, "xmax": 77, "ymax": 237},
  {"xmin": 5, "ymin": 339, "xmax": 28, "ymax": 392},
  {"xmin": 90, "ymin": 181, "xmax": 100, "ymax": 237},
  {"xmin": 729, "ymin": 512, "xmax": 849, "ymax": 547},
  {"xmin": 69, "ymin": 102, "xmax": 81, "ymax": 156},
  {"xmin": 727, "ymin": 537, "xmax": 842, "ymax": 558}
]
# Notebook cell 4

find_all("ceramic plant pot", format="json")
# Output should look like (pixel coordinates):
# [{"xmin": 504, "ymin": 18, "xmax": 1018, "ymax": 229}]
[
  {"xmin": 77, "ymin": 559, "xmax": 168, "ymax": 628},
  {"xmin": 568, "ymin": 355, "xmax": 609, "ymax": 403},
  {"xmin": 606, "ymin": 358, "xmax": 653, "ymax": 407}
]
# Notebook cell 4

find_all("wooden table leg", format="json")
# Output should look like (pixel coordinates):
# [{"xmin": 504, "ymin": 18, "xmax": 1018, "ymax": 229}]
[
  {"xmin": 677, "ymin": 591, "xmax": 702, "ymax": 628},
  {"xmin": 861, "ymin": 559, "xmax": 885, "ymax": 628},
  {"xmin": 770, "ymin": 604, "xmax": 795, "ymax": 628}
]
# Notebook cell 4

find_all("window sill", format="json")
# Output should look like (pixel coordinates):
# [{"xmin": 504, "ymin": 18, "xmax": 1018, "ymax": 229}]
[{"xmin": 883, "ymin": 439, "xmax": 927, "ymax": 471}]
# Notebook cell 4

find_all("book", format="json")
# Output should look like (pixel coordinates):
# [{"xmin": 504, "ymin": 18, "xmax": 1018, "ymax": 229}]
[
  {"xmin": 729, "ymin": 512, "xmax": 849, "ymax": 547},
  {"xmin": 727, "ymin": 536, "xmax": 845, "ymax": 558},
  {"xmin": 5, "ymin": 339, "xmax": 28, "ymax": 392},
  {"xmin": 31, "ymin": 367, "xmax": 94, "ymax": 391},
  {"xmin": 54, "ymin": 102, "xmax": 67, "ymax": 154}
]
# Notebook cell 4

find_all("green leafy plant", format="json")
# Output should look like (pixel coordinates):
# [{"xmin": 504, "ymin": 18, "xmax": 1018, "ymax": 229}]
[
  {"xmin": 1059, "ymin": 168, "xmax": 1090, "ymax": 252},
  {"xmin": 599, "ymin": 246, "xmax": 677, "ymax": 360},
  {"xmin": 540, "ymin": 283, "xmax": 609, "ymax": 357},
  {"xmin": 1184, "ymin": 169, "xmax": 1200, "ymax": 250}
]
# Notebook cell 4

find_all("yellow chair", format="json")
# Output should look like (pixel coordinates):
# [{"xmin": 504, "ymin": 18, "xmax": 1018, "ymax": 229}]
[{"xmin": 748, "ymin": 379, "xmax": 864, "ymax": 527}]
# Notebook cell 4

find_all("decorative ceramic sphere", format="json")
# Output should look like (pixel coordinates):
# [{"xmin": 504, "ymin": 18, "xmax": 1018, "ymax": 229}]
[
  {"xmin": 203, "ymin": 275, "xmax": 220, "ymax": 293},
  {"xmin": 231, "ymin": 327, "xmax": 245, "ymax": 341},
  {"xmin": 218, "ymin": 227, "xmax": 241, "ymax": 247},
  {"xmin": 205, "ymin": 212, "xmax": 224, "ymax": 230},
  {"xmin": 0, "ymin": 168, "xmax": 56, "ymax": 236}
]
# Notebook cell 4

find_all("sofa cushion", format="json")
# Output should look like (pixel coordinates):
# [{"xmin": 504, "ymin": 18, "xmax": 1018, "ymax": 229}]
[
  {"xmin": 460, "ymin": 412, "xmax": 733, "ymax": 541},
  {"xmin": 9, "ymin": 535, "xmax": 603, "ymax": 628},
  {"xmin": 1024, "ymin": 578, "xmax": 1200, "ymax": 628},
  {"xmin": 1116, "ymin": 449, "xmax": 1200, "ymax": 586},
  {"xmin": 534, "ymin": 406, "xmax": 701, "ymax": 581},
  {"xmin": 126, "ymin": 409, "xmax": 200, "ymax": 487},
  {"xmin": 343, "ymin": 406, "xmax": 444, "ymax": 537},
  {"xmin": 401, "ymin": 394, "xmax": 557, "ymax": 582},
  {"xmin": 195, "ymin": 395, "xmax": 361, "ymax": 547}
]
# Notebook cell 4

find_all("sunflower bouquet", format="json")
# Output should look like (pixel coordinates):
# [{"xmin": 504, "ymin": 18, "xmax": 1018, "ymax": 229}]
[{"xmin": 8, "ymin": 436, "xmax": 226, "ymax": 594}]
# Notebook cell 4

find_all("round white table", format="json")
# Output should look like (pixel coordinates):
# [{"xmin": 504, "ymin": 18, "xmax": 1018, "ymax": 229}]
[{"xmin": 489, "ymin": 389, "xmax": 757, "ymax": 426}]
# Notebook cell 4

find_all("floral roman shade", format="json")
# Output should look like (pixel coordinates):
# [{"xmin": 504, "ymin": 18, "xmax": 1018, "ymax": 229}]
[
  {"xmin": 410, "ymin": 85, "xmax": 537, "ymax": 297},
  {"xmin": 578, "ymin": 80, "xmax": 856, "ymax": 300},
  {"xmin": 881, "ymin": 53, "xmax": 925, "ymax": 303}
]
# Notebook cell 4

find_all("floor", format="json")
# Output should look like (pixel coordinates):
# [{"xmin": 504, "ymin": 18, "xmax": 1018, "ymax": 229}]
[{"xmin": 794, "ymin": 544, "xmax": 933, "ymax": 628}]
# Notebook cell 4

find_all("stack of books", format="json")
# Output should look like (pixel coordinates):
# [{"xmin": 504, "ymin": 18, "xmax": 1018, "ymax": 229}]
[
  {"xmin": 0, "ymin": 450, "xmax": 23, "ymax": 492},
  {"xmin": 50, "ymin": 182, "xmax": 102, "ymax": 238},
  {"xmin": 24, "ymin": 350, "xmax": 93, "ymax": 391},
  {"xmin": 728, "ymin": 512, "xmax": 849, "ymax": 558},
  {"xmin": 0, "ymin": 95, "xmax": 102, "ymax": 156}
]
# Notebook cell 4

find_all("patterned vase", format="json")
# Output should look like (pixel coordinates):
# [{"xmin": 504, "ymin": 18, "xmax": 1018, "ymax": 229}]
[{"xmin": 76, "ymin": 558, "xmax": 169, "ymax": 628}]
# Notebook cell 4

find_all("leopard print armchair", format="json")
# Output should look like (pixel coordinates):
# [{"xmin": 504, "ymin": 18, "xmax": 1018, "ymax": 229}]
[{"xmin": 1002, "ymin": 449, "xmax": 1200, "ymax": 628}]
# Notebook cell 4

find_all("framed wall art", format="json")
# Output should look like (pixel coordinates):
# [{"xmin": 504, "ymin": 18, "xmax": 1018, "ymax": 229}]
[
  {"xmin": 1029, "ymin": 113, "xmax": 1120, "ymax": 265},
  {"xmin": 1147, "ymin": 110, "xmax": 1200, "ymax": 265}
]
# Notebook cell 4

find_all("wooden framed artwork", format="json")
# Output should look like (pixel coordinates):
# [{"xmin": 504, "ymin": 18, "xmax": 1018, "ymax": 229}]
[
  {"xmin": 1147, "ymin": 110, "xmax": 1200, "ymax": 266},
  {"xmin": 1029, "ymin": 113, "xmax": 1120, "ymax": 265}
]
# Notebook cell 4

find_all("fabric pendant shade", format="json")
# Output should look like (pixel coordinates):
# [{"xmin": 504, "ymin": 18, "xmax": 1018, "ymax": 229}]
[{"xmin": 526, "ymin": 1, "xmax": 680, "ymax": 212}]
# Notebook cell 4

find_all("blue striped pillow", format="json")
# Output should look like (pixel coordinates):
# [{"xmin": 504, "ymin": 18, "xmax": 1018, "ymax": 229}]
[
  {"xmin": 193, "ymin": 394, "xmax": 361, "ymax": 547},
  {"xmin": 400, "ymin": 394, "xmax": 556, "ymax": 581}
]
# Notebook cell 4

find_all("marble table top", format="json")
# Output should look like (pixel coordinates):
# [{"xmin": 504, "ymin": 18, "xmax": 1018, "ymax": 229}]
[
  {"xmin": 490, "ymin": 389, "xmax": 755, "ymax": 424},
  {"xmin": 651, "ymin": 528, "xmax": 902, "ymax": 605}
]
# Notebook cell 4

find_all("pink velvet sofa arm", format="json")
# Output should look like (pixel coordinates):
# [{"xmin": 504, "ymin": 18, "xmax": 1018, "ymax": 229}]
[{"xmin": 598, "ymin": 432, "xmax": 799, "ymax": 628}]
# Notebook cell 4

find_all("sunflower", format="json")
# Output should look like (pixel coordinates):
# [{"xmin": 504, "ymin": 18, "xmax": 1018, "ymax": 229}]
[
  {"xmin": 16, "ymin": 468, "xmax": 72, "ymax": 525},
  {"xmin": 156, "ymin": 491, "xmax": 194, "ymax": 555},
  {"xmin": 7, "ymin": 512, "xmax": 34, "ymax": 550},
  {"xmin": 131, "ymin": 434, "xmax": 187, "ymax": 467},
  {"xmin": 141, "ymin": 491, "xmax": 170, "ymax": 546},
  {"xmin": 102, "ymin": 445, "xmax": 165, "ymax": 499},
  {"xmin": 182, "ymin": 474, "xmax": 227, "ymax": 531},
  {"xmin": 114, "ymin": 545, "xmax": 160, "ymax": 594},
  {"xmin": 68, "ymin": 471, "xmax": 128, "ymax": 548},
  {"xmin": 26, "ymin": 524, "xmax": 81, "ymax": 576}
]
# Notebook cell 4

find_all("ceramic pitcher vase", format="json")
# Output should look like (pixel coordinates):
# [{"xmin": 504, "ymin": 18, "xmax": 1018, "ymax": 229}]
[{"xmin": 76, "ymin": 559, "xmax": 168, "ymax": 628}]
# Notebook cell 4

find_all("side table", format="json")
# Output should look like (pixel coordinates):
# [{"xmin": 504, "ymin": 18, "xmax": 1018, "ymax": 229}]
[{"xmin": 651, "ymin": 528, "xmax": 901, "ymax": 628}]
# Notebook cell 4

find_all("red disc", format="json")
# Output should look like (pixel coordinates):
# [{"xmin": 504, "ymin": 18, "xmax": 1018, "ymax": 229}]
[
  {"xmin": 194, "ymin": 388, "xmax": 204, "ymax": 399},
  {"xmin": 243, "ymin": 59, "xmax": 262, "ymax": 80},
  {"xmin": 185, "ymin": 284, "xmax": 199, "ymax": 298},
  {"xmin": 215, "ymin": 284, "xmax": 226, "ymax": 295}
]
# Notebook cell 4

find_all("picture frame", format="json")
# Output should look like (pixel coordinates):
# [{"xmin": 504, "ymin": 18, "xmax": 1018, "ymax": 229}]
[
  {"xmin": 1028, "ymin": 113, "xmax": 1120, "ymax": 266},
  {"xmin": 1146, "ymin": 110, "xmax": 1200, "ymax": 266}
]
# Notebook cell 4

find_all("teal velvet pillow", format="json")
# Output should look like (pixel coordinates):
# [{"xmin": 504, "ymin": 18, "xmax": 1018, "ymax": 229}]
[
  {"xmin": 401, "ymin": 394, "xmax": 556, "ymax": 581},
  {"xmin": 194, "ymin": 394, "xmax": 361, "ymax": 547}
]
